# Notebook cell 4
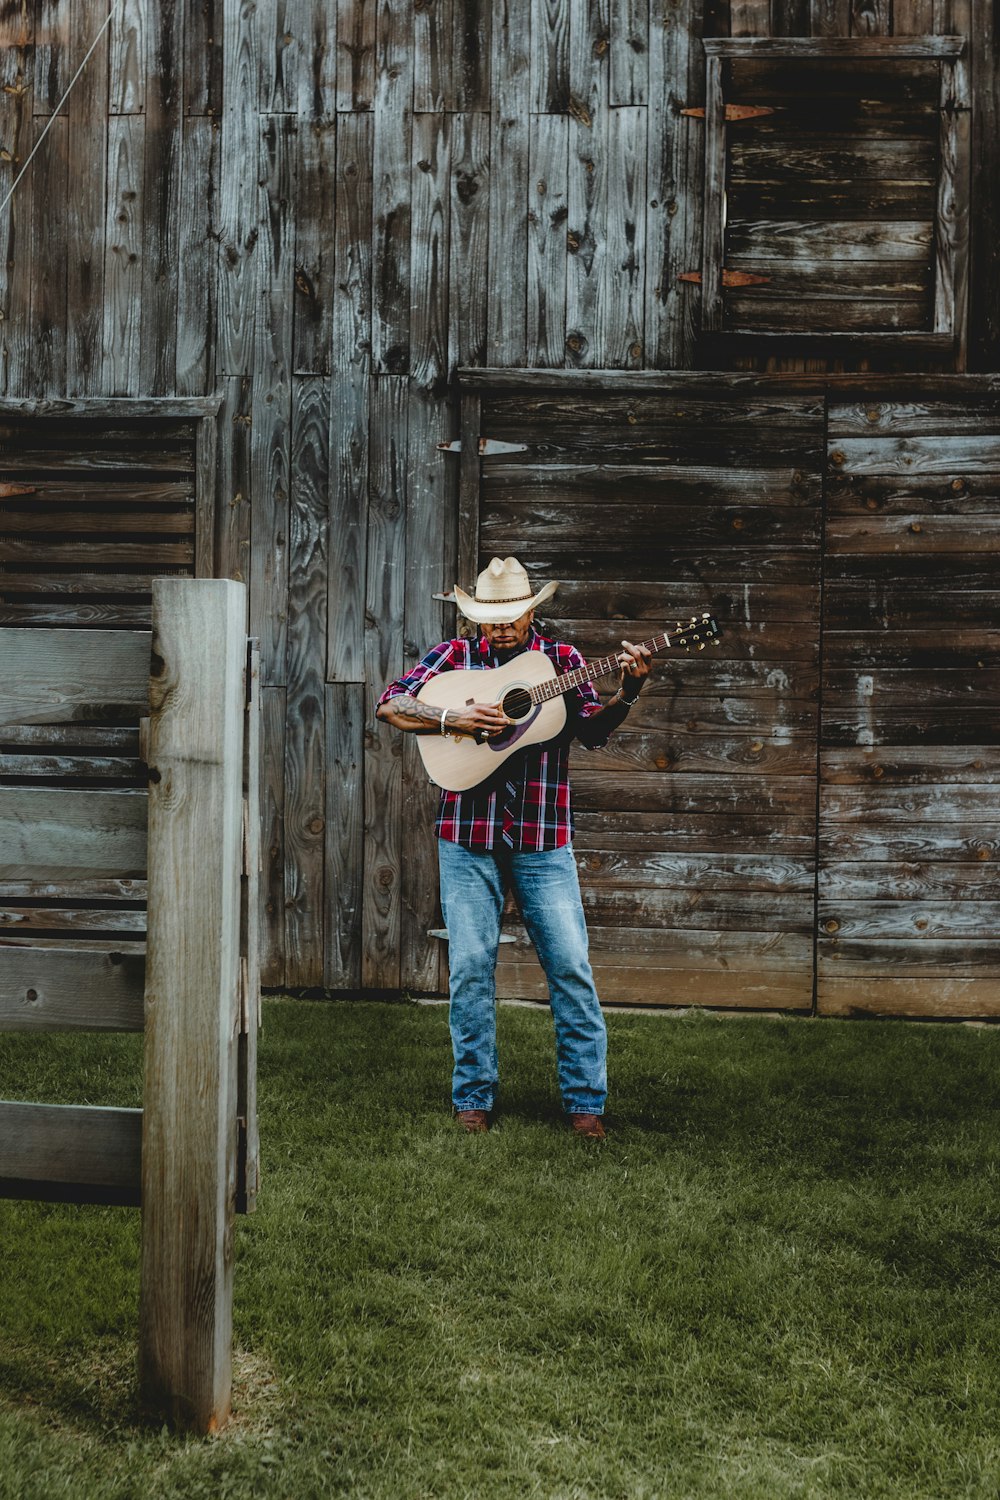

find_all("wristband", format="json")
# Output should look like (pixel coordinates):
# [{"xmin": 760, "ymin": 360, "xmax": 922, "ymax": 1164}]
[{"xmin": 440, "ymin": 706, "xmax": 449, "ymax": 734}]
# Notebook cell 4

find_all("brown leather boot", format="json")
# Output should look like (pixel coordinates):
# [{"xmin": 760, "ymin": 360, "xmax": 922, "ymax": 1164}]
[
  {"xmin": 456, "ymin": 1109, "xmax": 490, "ymax": 1134},
  {"xmin": 569, "ymin": 1113, "xmax": 606, "ymax": 1141}
]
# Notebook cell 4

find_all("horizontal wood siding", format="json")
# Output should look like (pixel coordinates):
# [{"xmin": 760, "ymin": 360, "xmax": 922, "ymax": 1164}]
[
  {"xmin": 0, "ymin": 1, "xmax": 997, "ymax": 1012},
  {"xmin": 818, "ymin": 391, "xmax": 1000, "ymax": 1016},
  {"xmin": 477, "ymin": 384, "xmax": 823, "ymax": 1008}
]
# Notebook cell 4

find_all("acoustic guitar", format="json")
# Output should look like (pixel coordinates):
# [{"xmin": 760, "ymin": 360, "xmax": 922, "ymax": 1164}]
[{"xmin": 415, "ymin": 613, "xmax": 721, "ymax": 791}]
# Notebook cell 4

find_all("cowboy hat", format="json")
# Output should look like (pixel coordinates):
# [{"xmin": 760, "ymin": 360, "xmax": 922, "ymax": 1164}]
[{"xmin": 452, "ymin": 556, "xmax": 559, "ymax": 625}]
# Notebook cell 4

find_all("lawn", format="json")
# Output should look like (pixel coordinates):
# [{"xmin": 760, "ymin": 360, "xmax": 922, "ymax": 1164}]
[{"xmin": 0, "ymin": 998, "xmax": 998, "ymax": 1499}]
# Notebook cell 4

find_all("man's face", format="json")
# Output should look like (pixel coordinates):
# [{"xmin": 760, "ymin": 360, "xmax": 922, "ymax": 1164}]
[{"xmin": 482, "ymin": 609, "xmax": 534, "ymax": 654}]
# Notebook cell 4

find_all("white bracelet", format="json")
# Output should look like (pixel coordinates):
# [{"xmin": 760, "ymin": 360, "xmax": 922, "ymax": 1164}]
[{"xmin": 440, "ymin": 706, "xmax": 449, "ymax": 734}]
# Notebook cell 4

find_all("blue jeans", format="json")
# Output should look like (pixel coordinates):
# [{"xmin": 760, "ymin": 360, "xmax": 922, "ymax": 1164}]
[{"xmin": 438, "ymin": 839, "xmax": 608, "ymax": 1115}]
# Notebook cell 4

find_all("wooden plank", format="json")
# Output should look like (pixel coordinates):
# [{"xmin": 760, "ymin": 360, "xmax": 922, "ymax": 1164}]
[
  {"xmin": 701, "ymin": 55, "xmax": 722, "ymax": 334},
  {"xmin": 830, "ymin": 434, "xmax": 1000, "ymax": 474},
  {"xmin": 494, "ymin": 962, "xmax": 811, "ymax": 1008},
  {"xmin": 770, "ymin": 0, "xmax": 811, "ymax": 32},
  {"xmin": 726, "ymin": 219, "xmax": 934, "ymax": 261},
  {"xmin": 453, "ymin": 0, "xmax": 490, "ymax": 110},
  {"xmin": 0, "ymin": 1103, "xmax": 142, "ymax": 1203},
  {"xmin": 238, "ymin": 642, "xmax": 261, "ymax": 1214},
  {"xmin": 109, "ymin": 0, "xmax": 145, "ymax": 113},
  {"xmin": 449, "ymin": 111, "xmax": 490, "ymax": 371},
  {"xmin": 0, "ymin": 948, "xmax": 145, "ymax": 1031},
  {"xmin": 531, "ymin": 0, "xmax": 571, "ymax": 113},
  {"xmin": 176, "ymin": 117, "xmax": 219, "ymax": 397},
  {"xmin": 0, "ymin": 878, "xmax": 146, "ymax": 899},
  {"xmin": 647, "ymin": 0, "xmax": 703, "ymax": 367},
  {"xmin": 456, "ymin": 392, "xmax": 481, "ymax": 604},
  {"xmin": 250, "ymin": 117, "xmax": 295, "ymax": 686},
  {"xmin": 140, "ymin": 578, "xmax": 246, "ymax": 1434},
  {"xmin": 29, "ymin": 111, "xmax": 67, "ymax": 400},
  {"xmin": 102, "ymin": 114, "xmax": 144, "ymax": 396},
  {"xmin": 0, "ymin": 628, "xmax": 150, "ymax": 726},
  {"xmin": 336, "ymin": 0, "xmax": 376, "ymax": 110},
  {"xmin": 184, "ymin": 0, "xmax": 223, "ymax": 115},
  {"xmin": 0, "ymin": 752, "xmax": 144, "ymax": 779},
  {"xmin": 217, "ymin": 0, "xmax": 259, "ymax": 376},
  {"xmin": 325, "ymin": 683, "xmax": 364, "ymax": 989},
  {"xmin": 33, "ymin": 0, "xmax": 68, "ymax": 114},
  {"xmin": 968, "ymin": 0, "xmax": 999, "ymax": 367},
  {"xmin": 934, "ymin": 53, "xmax": 970, "ymax": 366},
  {"xmin": 399, "ymin": 388, "xmax": 450, "ymax": 995},
  {"xmin": 215, "ymin": 375, "xmax": 252, "ymax": 585},
  {"xmin": 488, "ymin": 0, "xmax": 530, "ymax": 363},
  {"xmin": 603, "ymin": 105, "xmax": 646, "ymax": 367},
  {"xmin": 527, "ymin": 112, "xmax": 569, "ymax": 368},
  {"xmin": 819, "ymin": 862, "xmax": 1000, "ymax": 900},
  {"xmin": 258, "ymin": 686, "xmax": 286, "ymax": 986},
  {"xmin": 327, "ymin": 113, "xmax": 372, "ymax": 683},
  {"xmin": 283, "ymin": 378, "xmax": 328, "ymax": 986},
  {"xmin": 414, "ymin": 0, "xmax": 453, "ymax": 112},
  {"xmin": 0, "ymin": 17, "xmax": 33, "ymax": 398},
  {"xmin": 293, "ymin": 118, "xmax": 335, "ymax": 374},
  {"xmin": 195, "ymin": 412, "xmax": 218, "ymax": 578},
  {"xmin": 610, "ymin": 0, "xmax": 649, "ymax": 104},
  {"xmin": 705, "ymin": 33, "xmax": 964, "ymax": 52},
  {"xmin": 139, "ymin": 0, "xmax": 183, "ymax": 395},
  {"xmin": 371, "ymin": 0, "xmax": 413, "ymax": 375},
  {"xmin": 565, "ymin": 98, "xmax": 607, "ymax": 367},
  {"xmin": 730, "ymin": 0, "xmax": 771, "ymax": 32},
  {"xmin": 361, "ymin": 377, "xmax": 407, "ymax": 990},
  {"xmin": 818, "ymin": 978, "xmax": 1000, "ymax": 1018},
  {"xmin": 0, "ymin": 789, "xmax": 147, "ymax": 880},
  {"xmin": 409, "ymin": 111, "xmax": 449, "ymax": 392}
]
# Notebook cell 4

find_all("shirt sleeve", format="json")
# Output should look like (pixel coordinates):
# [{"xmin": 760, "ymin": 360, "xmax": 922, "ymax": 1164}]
[
  {"xmin": 557, "ymin": 644, "xmax": 617, "ymax": 749},
  {"xmin": 375, "ymin": 640, "xmax": 464, "ymax": 710}
]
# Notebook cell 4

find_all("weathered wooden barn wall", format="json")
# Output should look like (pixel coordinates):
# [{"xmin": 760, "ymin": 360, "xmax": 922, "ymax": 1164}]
[{"xmin": 0, "ymin": 0, "xmax": 998, "ymax": 1012}]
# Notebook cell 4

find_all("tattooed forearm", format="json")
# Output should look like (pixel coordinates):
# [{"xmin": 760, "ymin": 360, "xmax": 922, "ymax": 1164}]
[{"xmin": 376, "ymin": 694, "xmax": 449, "ymax": 733}]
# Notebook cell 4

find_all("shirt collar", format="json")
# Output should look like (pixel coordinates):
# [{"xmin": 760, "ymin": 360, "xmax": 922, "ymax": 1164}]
[{"xmin": 478, "ymin": 625, "xmax": 541, "ymax": 660}]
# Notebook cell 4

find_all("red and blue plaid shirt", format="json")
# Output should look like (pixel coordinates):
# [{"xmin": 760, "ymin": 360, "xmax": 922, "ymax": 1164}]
[{"xmin": 377, "ymin": 627, "xmax": 608, "ymax": 851}]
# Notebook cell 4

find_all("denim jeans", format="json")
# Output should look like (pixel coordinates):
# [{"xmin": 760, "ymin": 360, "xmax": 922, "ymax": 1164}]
[{"xmin": 438, "ymin": 839, "xmax": 608, "ymax": 1115}]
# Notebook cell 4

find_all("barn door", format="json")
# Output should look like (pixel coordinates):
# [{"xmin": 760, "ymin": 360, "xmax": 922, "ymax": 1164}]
[
  {"xmin": 818, "ymin": 386, "xmax": 1000, "ymax": 1019},
  {"xmin": 462, "ymin": 377, "xmax": 824, "ymax": 1010}
]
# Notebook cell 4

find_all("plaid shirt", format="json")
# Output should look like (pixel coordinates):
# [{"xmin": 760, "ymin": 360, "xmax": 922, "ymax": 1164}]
[{"xmin": 377, "ymin": 627, "xmax": 608, "ymax": 851}]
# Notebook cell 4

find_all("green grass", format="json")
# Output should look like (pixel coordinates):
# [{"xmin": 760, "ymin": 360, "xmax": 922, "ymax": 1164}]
[{"xmin": 1, "ymin": 999, "xmax": 999, "ymax": 1499}]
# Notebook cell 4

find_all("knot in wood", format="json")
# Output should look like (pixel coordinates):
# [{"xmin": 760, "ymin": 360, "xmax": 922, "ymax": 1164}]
[
  {"xmin": 830, "ymin": 450, "xmax": 845, "ymax": 467},
  {"xmin": 914, "ymin": 918, "xmax": 928, "ymax": 931},
  {"xmin": 977, "ymin": 846, "xmax": 990, "ymax": 860},
  {"xmin": 378, "ymin": 866, "xmax": 393, "ymax": 889},
  {"xmin": 951, "ymin": 477, "xmax": 965, "ymax": 491},
  {"xmin": 871, "ymin": 765, "xmax": 884, "ymax": 779},
  {"xmin": 750, "ymin": 740, "xmax": 763, "ymax": 755},
  {"xmin": 909, "ymin": 522, "xmax": 922, "ymax": 534},
  {"xmin": 309, "ymin": 818, "xmax": 324, "ymax": 835},
  {"xmin": 25, "ymin": 988, "xmax": 37, "ymax": 1003},
  {"xmin": 866, "ymin": 408, "xmax": 881, "ymax": 424},
  {"xmin": 825, "ymin": 920, "xmax": 839, "ymax": 934}
]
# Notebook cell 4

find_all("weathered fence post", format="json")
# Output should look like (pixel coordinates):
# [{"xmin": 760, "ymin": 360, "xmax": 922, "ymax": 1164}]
[{"xmin": 139, "ymin": 578, "xmax": 248, "ymax": 1433}]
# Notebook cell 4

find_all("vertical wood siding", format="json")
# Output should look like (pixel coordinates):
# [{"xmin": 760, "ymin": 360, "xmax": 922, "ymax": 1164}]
[{"xmin": 0, "ymin": 1, "xmax": 997, "ymax": 1008}]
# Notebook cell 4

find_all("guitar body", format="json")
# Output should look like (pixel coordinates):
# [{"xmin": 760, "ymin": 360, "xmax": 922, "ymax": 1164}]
[{"xmin": 415, "ymin": 653, "xmax": 568, "ymax": 792}]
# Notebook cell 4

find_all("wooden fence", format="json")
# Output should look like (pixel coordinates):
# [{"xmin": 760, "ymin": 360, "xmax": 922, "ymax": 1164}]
[{"xmin": 0, "ymin": 578, "xmax": 259, "ymax": 1434}]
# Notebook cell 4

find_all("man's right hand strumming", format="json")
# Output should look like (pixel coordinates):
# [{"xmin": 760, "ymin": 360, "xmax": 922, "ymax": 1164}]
[{"xmin": 376, "ymin": 694, "xmax": 509, "ymax": 739}]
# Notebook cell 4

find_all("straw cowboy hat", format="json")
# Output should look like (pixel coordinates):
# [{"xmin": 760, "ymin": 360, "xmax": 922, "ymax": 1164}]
[{"xmin": 453, "ymin": 556, "xmax": 559, "ymax": 625}]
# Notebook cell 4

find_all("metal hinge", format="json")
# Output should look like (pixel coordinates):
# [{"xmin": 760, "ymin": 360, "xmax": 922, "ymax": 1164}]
[
  {"xmin": 678, "ymin": 270, "xmax": 772, "ymax": 287},
  {"xmin": 437, "ymin": 438, "xmax": 529, "ymax": 455},
  {"xmin": 681, "ymin": 104, "xmax": 778, "ymax": 122}
]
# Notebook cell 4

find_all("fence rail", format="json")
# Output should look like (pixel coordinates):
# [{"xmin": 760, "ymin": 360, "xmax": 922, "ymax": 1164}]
[{"xmin": 0, "ymin": 577, "xmax": 259, "ymax": 1434}]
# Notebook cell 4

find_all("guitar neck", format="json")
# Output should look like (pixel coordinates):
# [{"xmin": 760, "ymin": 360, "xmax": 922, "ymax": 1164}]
[{"xmin": 529, "ymin": 632, "xmax": 671, "ymax": 705}]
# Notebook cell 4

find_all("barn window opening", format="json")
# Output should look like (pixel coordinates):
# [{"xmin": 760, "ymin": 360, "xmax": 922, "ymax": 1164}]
[{"xmin": 696, "ymin": 37, "xmax": 969, "ymax": 365}]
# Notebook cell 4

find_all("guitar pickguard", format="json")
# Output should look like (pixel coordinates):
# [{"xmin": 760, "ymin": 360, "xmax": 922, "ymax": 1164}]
[{"xmin": 487, "ymin": 704, "xmax": 543, "ymax": 752}]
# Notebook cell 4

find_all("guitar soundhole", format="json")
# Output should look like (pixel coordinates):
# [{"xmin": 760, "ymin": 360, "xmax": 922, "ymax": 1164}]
[{"xmin": 501, "ymin": 687, "xmax": 533, "ymax": 721}]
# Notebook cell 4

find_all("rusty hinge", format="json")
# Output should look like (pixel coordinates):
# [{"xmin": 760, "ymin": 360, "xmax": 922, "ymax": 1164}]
[
  {"xmin": 681, "ymin": 104, "xmax": 778, "ymax": 122},
  {"xmin": 0, "ymin": 482, "xmax": 36, "ymax": 497},
  {"xmin": 678, "ymin": 270, "xmax": 772, "ymax": 287},
  {"xmin": 437, "ymin": 438, "xmax": 529, "ymax": 456}
]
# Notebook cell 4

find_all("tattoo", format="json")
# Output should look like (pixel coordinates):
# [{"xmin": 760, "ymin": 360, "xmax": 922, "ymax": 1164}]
[{"xmin": 380, "ymin": 694, "xmax": 447, "ymax": 731}]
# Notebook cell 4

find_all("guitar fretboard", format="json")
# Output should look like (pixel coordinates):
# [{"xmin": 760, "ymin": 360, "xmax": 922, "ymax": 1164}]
[{"xmin": 529, "ymin": 632, "xmax": 672, "ymax": 705}]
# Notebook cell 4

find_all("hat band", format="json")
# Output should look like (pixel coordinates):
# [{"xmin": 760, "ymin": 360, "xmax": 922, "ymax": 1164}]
[{"xmin": 473, "ymin": 591, "xmax": 533, "ymax": 604}]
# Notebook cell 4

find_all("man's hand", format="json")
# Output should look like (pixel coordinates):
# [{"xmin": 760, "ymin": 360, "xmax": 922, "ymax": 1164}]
[
  {"xmin": 447, "ymin": 701, "xmax": 509, "ymax": 739},
  {"xmin": 617, "ymin": 639, "xmax": 653, "ymax": 698}
]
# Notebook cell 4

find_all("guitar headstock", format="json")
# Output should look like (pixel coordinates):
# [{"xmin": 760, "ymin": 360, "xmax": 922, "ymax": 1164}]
[{"xmin": 673, "ymin": 612, "xmax": 722, "ymax": 653}]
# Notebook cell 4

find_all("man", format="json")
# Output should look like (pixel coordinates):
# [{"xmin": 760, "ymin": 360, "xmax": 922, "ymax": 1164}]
[{"xmin": 376, "ymin": 556, "xmax": 652, "ymax": 1140}]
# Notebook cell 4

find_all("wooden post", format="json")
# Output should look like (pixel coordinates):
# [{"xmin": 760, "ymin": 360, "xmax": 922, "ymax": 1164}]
[{"xmin": 139, "ymin": 578, "xmax": 248, "ymax": 1433}]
